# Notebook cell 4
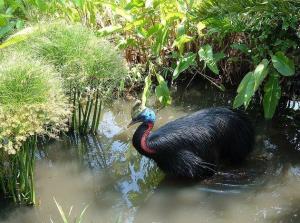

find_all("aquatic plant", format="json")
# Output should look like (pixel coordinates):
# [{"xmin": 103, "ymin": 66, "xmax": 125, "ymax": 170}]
[
  {"xmin": 51, "ymin": 198, "xmax": 88, "ymax": 223},
  {"xmin": 16, "ymin": 22, "xmax": 128, "ymax": 134},
  {"xmin": 0, "ymin": 52, "xmax": 71, "ymax": 204}
]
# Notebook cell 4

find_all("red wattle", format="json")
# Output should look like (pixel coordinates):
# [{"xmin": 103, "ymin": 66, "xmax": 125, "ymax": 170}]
[{"xmin": 140, "ymin": 123, "xmax": 155, "ymax": 155}]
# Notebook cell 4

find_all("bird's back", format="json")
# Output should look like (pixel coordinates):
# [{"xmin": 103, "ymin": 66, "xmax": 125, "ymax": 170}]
[{"xmin": 147, "ymin": 107, "xmax": 254, "ymax": 177}]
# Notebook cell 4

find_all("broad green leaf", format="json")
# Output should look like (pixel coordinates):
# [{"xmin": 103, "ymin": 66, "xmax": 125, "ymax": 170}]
[
  {"xmin": 145, "ymin": 0, "xmax": 153, "ymax": 8},
  {"xmin": 0, "ymin": 24, "xmax": 14, "ymax": 38},
  {"xmin": 197, "ymin": 22, "xmax": 206, "ymax": 36},
  {"xmin": 243, "ymin": 74, "xmax": 256, "ymax": 108},
  {"xmin": 173, "ymin": 53, "xmax": 196, "ymax": 80},
  {"xmin": 214, "ymin": 52, "xmax": 225, "ymax": 62},
  {"xmin": 198, "ymin": 44, "xmax": 213, "ymax": 61},
  {"xmin": 152, "ymin": 26, "xmax": 168, "ymax": 56},
  {"xmin": 165, "ymin": 12, "xmax": 184, "ymax": 22},
  {"xmin": 198, "ymin": 44, "xmax": 219, "ymax": 75},
  {"xmin": 0, "ymin": 14, "xmax": 8, "ymax": 26},
  {"xmin": 271, "ymin": 51, "xmax": 295, "ymax": 76},
  {"xmin": 124, "ymin": 0, "xmax": 144, "ymax": 10},
  {"xmin": 16, "ymin": 20, "xmax": 24, "ymax": 29},
  {"xmin": 0, "ymin": 0, "xmax": 4, "ymax": 10},
  {"xmin": 263, "ymin": 72, "xmax": 281, "ymax": 119},
  {"xmin": 207, "ymin": 62, "xmax": 219, "ymax": 75},
  {"xmin": 233, "ymin": 59, "xmax": 269, "ymax": 109},
  {"xmin": 98, "ymin": 25, "xmax": 122, "ymax": 37},
  {"xmin": 146, "ymin": 24, "xmax": 161, "ymax": 37},
  {"xmin": 176, "ymin": 23, "xmax": 185, "ymax": 37},
  {"xmin": 231, "ymin": 43, "xmax": 249, "ymax": 54},
  {"xmin": 0, "ymin": 27, "xmax": 36, "ymax": 49},
  {"xmin": 104, "ymin": 3, "xmax": 132, "ymax": 21},
  {"xmin": 173, "ymin": 34, "xmax": 193, "ymax": 55},
  {"xmin": 73, "ymin": 0, "xmax": 85, "ymax": 9},
  {"xmin": 136, "ymin": 26, "xmax": 148, "ymax": 38},
  {"xmin": 155, "ymin": 74, "xmax": 171, "ymax": 106},
  {"xmin": 141, "ymin": 74, "xmax": 152, "ymax": 108},
  {"xmin": 117, "ymin": 38, "xmax": 137, "ymax": 49},
  {"xmin": 35, "ymin": 0, "xmax": 48, "ymax": 11},
  {"xmin": 233, "ymin": 72, "xmax": 255, "ymax": 108},
  {"xmin": 253, "ymin": 59, "xmax": 269, "ymax": 91}
]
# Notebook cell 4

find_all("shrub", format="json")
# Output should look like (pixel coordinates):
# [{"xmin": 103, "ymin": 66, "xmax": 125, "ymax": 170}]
[
  {"xmin": 192, "ymin": 0, "xmax": 300, "ymax": 118},
  {"xmin": 18, "ymin": 22, "xmax": 128, "ymax": 93},
  {"xmin": 11, "ymin": 22, "xmax": 128, "ymax": 134},
  {"xmin": 0, "ymin": 51, "xmax": 71, "ymax": 204}
]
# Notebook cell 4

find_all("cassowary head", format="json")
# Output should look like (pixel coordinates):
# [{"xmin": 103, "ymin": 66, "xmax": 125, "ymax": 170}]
[{"xmin": 128, "ymin": 101, "xmax": 156, "ymax": 127}]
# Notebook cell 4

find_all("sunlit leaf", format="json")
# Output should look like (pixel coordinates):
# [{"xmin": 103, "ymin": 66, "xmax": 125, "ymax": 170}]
[
  {"xmin": 155, "ymin": 74, "xmax": 171, "ymax": 106},
  {"xmin": 103, "ymin": 3, "xmax": 132, "ymax": 21},
  {"xmin": 117, "ymin": 38, "xmax": 137, "ymax": 49},
  {"xmin": 0, "ymin": 23, "xmax": 14, "ymax": 38},
  {"xmin": 0, "ymin": 27, "xmax": 36, "ymax": 49},
  {"xmin": 16, "ymin": 19, "xmax": 24, "ymax": 29},
  {"xmin": 176, "ymin": 22, "xmax": 185, "ymax": 37},
  {"xmin": 198, "ymin": 44, "xmax": 213, "ymax": 61},
  {"xmin": 263, "ymin": 72, "xmax": 281, "ymax": 119},
  {"xmin": 197, "ymin": 21, "xmax": 206, "ymax": 36},
  {"xmin": 271, "ymin": 51, "xmax": 295, "ymax": 76},
  {"xmin": 173, "ymin": 53, "xmax": 196, "ymax": 80},
  {"xmin": 233, "ymin": 72, "xmax": 255, "ymax": 108},
  {"xmin": 253, "ymin": 59, "xmax": 269, "ymax": 91},
  {"xmin": 73, "ymin": 0, "xmax": 85, "ymax": 9},
  {"xmin": 152, "ymin": 26, "xmax": 168, "ymax": 56},
  {"xmin": 198, "ymin": 44, "xmax": 220, "ymax": 75},
  {"xmin": 146, "ymin": 24, "xmax": 162, "ymax": 37},
  {"xmin": 145, "ymin": 0, "xmax": 153, "ymax": 8},
  {"xmin": 124, "ymin": 0, "xmax": 144, "ymax": 10},
  {"xmin": 141, "ymin": 74, "xmax": 152, "ymax": 108},
  {"xmin": 97, "ymin": 25, "xmax": 122, "ymax": 37},
  {"xmin": 35, "ymin": 0, "xmax": 48, "ymax": 11},
  {"xmin": 0, "ymin": 0, "xmax": 4, "ymax": 10},
  {"xmin": 173, "ymin": 34, "xmax": 193, "ymax": 55},
  {"xmin": 165, "ymin": 12, "xmax": 184, "ymax": 21}
]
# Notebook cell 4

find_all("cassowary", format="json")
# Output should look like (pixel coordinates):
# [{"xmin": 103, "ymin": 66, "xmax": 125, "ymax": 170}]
[{"xmin": 128, "ymin": 106, "xmax": 254, "ymax": 178}]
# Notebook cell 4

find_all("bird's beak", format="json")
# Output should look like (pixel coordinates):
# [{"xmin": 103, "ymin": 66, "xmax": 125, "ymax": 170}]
[{"xmin": 127, "ymin": 119, "xmax": 139, "ymax": 128}]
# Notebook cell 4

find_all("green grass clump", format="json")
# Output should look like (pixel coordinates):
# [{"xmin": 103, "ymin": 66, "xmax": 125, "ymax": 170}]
[
  {"xmin": 0, "ymin": 51, "xmax": 71, "ymax": 154},
  {"xmin": 12, "ymin": 21, "xmax": 128, "ymax": 134},
  {"xmin": 19, "ymin": 22, "xmax": 128, "ymax": 93},
  {"xmin": 0, "ymin": 51, "xmax": 71, "ymax": 204}
]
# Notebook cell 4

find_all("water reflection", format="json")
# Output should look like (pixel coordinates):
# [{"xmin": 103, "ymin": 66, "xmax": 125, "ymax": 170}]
[{"xmin": 0, "ymin": 83, "xmax": 299, "ymax": 223}]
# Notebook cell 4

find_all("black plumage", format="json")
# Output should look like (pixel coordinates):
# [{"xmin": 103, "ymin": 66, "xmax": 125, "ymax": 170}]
[{"xmin": 131, "ymin": 107, "xmax": 254, "ymax": 178}]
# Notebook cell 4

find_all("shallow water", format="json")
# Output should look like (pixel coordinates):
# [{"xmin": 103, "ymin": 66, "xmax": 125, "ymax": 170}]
[{"xmin": 0, "ymin": 84, "xmax": 300, "ymax": 223}]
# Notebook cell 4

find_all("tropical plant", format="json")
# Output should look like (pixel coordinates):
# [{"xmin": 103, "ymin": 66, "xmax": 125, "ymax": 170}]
[
  {"xmin": 11, "ymin": 22, "xmax": 128, "ymax": 134},
  {"xmin": 193, "ymin": 0, "xmax": 299, "ymax": 118},
  {"xmin": 0, "ymin": 51, "xmax": 71, "ymax": 204}
]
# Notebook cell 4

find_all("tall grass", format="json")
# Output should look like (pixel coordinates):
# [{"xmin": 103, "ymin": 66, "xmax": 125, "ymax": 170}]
[
  {"xmin": 0, "ymin": 51, "xmax": 71, "ymax": 204},
  {"xmin": 16, "ymin": 22, "xmax": 128, "ymax": 134}
]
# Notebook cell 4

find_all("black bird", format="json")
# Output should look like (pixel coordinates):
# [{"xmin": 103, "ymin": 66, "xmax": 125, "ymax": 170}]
[{"xmin": 128, "ymin": 106, "xmax": 254, "ymax": 179}]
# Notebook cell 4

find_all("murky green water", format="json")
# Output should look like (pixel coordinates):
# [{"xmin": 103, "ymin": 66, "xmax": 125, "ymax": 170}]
[{"xmin": 0, "ymin": 84, "xmax": 299, "ymax": 223}]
